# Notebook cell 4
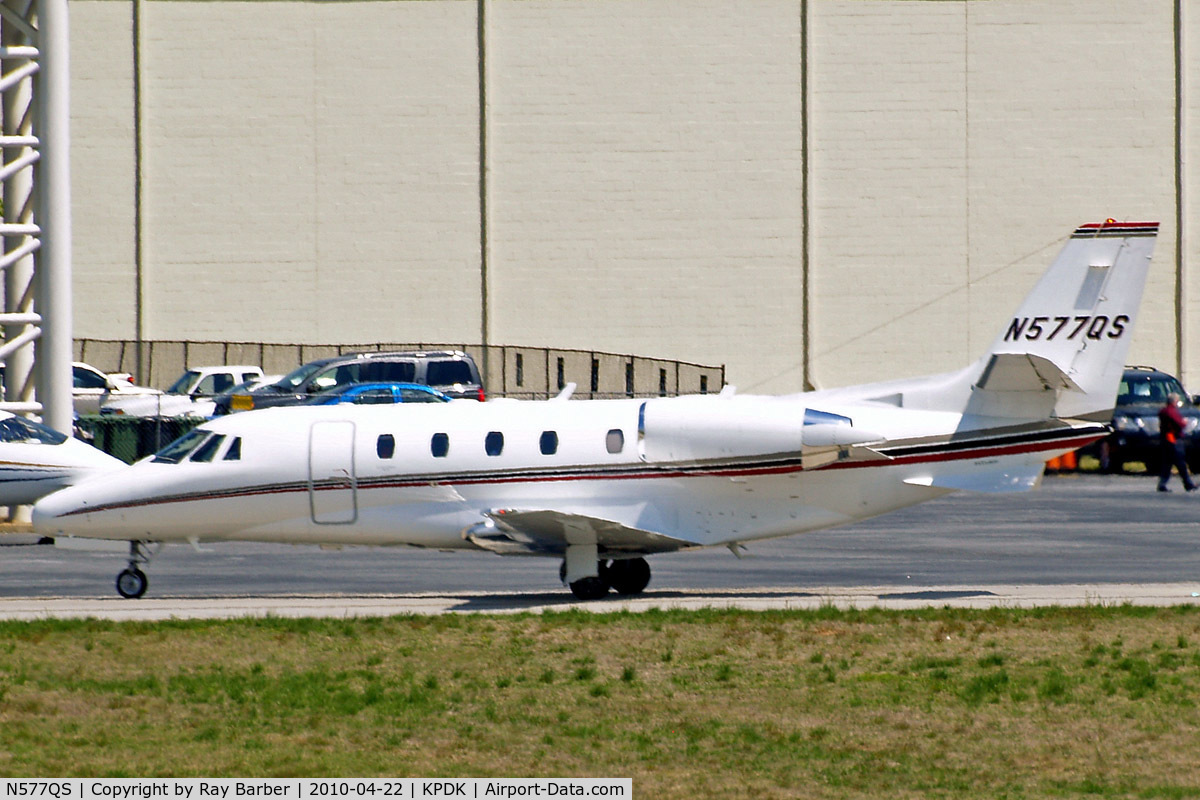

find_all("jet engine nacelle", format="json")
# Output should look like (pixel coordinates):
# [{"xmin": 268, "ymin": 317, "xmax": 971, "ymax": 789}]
[{"xmin": 637, "ymin": 395, "xmax": 805, "ymax": 463}]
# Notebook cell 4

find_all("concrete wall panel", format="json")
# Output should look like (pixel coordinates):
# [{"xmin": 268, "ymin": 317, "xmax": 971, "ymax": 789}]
[
  {"xmin": 963, "ymin": 1, "xmax": 1176, "ymax": 379},
  {"xmin": 66, "ymin": 0, "xmax": 1190, "ymax": 393},
  {"xmin": 136, "ymin": 0, "xmax": 480, "ymax": 345},
  {"xmin": 808, "ymin": 1, "xmax": 969, "ymax": 389},
  {"xmin": 487, "ymin": 0, "xmax": 804, "ymax": 393},
  {"xmin": 808, "ymin": 0, "xmax": 1174, "ymax": 390},
  {"xmin": 71, "ymin": 1, "xmax": 137, "ymax": 337}
]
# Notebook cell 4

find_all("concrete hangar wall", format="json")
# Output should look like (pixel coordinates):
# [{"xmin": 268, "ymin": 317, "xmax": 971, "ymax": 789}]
[{"xmin": 71, "ymin": 0, "xmax": 1191, "ymax": 395}]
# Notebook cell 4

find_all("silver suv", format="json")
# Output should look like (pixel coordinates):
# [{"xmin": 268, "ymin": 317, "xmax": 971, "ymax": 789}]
[{"xmin": 214, "ymin": 350, "xmax": 484, "ymax": 414}]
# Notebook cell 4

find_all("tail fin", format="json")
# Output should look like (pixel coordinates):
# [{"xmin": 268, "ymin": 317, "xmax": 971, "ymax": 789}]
[{"xmin": 968, "ymin": 220, "xmax": 1158, "ymax": 420}]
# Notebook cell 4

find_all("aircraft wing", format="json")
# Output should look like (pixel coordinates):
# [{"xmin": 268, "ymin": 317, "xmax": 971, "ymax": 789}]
[
  {"xmin": 464, "ymin": 509, "xmax": 699, "ymax": 556},
  {"xmin": 904, "ymin": 463, "xmax": 1045, "ymax": 493}
]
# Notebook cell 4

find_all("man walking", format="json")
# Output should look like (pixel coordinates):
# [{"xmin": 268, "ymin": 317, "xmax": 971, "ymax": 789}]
[{"xmin": 1157, "ymin": 393, "xmax": 1196, "ymax": 492}]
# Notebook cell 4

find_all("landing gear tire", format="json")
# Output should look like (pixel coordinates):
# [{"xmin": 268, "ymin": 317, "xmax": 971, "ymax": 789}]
[
  {"xmin": 602, "ymin": 558, "xmax": 651, "ymax": 595},
  {"xmin": 568, "ymin": 575, "xmax": 610, "ymax": 601},
  {"xmin": 116, "ymin": 568, "xmax": 148, "ymax": 599}
]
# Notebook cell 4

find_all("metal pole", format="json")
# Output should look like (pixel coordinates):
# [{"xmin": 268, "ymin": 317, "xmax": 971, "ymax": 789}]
[
  {"xmin": 1175, "ymin": 0, "xmax": 1188, "ymax": 385},
  {"xmin": 2, "ymin": 1, "xmax": 37, "ymax": 416},
  {"xmin": 476, "ymin": 0, "xmax": 491, "ymax": 389},
  {"xmin": 33, "ymin": 0, "xmax": 71, "ymax": 432}
]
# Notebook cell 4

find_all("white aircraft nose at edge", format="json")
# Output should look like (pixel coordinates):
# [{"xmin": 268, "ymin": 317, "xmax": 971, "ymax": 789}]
[
  {"xmin": 0, "ymin": 413, "xmax": 124, "ymax": 507},
  {"xmin": 31, "ymin": 220, "xmax": 1159, "ymax": 600}
]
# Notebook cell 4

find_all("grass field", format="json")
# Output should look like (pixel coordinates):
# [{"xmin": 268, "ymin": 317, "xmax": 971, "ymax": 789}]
[{"xmin": 2, "ymin": 605, "xmax": 1200, "ymax": 798}]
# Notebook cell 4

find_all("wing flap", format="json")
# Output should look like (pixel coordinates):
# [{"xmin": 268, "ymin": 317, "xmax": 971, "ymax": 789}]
[
  {"xmin": 904, "ymin": 463, "xmax": 1044, "ymax": 493},
  {"xmin": 464, "ymin": 509, "xmax": 697, "ymax": 556}
]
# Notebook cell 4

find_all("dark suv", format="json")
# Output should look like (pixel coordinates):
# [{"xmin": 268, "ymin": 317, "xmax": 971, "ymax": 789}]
[
  {"xmin": 1095, "ymin": 366, "xmax": 1200, "ymax": 473},
  {"xmin": 213, "ymin": 350, "xmax": 484, "ymax": 414}
]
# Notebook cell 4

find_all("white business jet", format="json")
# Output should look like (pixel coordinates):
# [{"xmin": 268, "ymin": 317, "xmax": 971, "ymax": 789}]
[
  {"xmin": 0, "ymin": 411, "xmax": 124, "ymax": 506},
  {"xmin": 32, "ymin": 221, "xmax": 1158, "ymax": 599}
]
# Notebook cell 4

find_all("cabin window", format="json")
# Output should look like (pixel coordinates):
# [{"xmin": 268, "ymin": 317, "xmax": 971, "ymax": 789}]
[
  {"xmin": 485, "ymin": 431, "xmax": 504, "ymax": 456},
  {"xmin": 540, "ymin": 430, "xmax": 558, "ymax": 455},
  {"xmin": 377, "ymin": 434, "xmax": 395, "ymax": 460},
  {"xmin": 431, "ymin": 433, "xmax": 449, "ymax": 458},
  {"xmin": 606, "ymin": 428, "xmax": 624, "ymax": 454},
  {"xmin": 223, "ymin": 437, "xmax": 242, "ymax": 461},
  {"xmin": 189, "ymin": 434, "xmax": 226, "ymax": 463}
]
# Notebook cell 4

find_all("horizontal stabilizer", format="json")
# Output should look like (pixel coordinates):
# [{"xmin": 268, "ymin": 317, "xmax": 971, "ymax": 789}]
[
  {"xmin": 464, "ymin": 508, "xmax": 697, "ymax": 556},
  {"xmin": 904, "ymin": 464, "xmax": 1044, "ymax": 493},
  {"xmin": 977, "ymin": 353, "xmax": 1081, "ymax": 394}
]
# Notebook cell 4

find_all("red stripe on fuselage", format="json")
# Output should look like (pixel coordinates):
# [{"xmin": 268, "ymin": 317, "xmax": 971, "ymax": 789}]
[{"xmin": 52, "ymin": 430, "xmax": 1103, "ymax": 518}]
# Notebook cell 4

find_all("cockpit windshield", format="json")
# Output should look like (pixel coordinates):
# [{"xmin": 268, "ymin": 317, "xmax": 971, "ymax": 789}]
[
  {"xmin": 152, "ymin": 428, "xmax": 242, "ymax": 464},
  {"xmin": 0, "ymin": 416, "xmax": 68, "ymax": 445},
  {"xmin": 189, "ymin": 434, "xmax": 226, "ymax": 463},
  {"xmin": 152, "ymin": 428, "xmax": 211, "ymax": 464}
]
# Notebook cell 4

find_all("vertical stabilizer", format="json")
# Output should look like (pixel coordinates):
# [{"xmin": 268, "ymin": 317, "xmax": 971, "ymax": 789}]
[{"xmin": 969, "ymin": 220, "xmax": 1158, "ymax": 420}]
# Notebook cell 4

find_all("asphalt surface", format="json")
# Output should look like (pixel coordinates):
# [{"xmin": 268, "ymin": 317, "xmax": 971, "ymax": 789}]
[{"xmin": 2, "ymin": 472, "xmax": 1199, "ymax": 618}]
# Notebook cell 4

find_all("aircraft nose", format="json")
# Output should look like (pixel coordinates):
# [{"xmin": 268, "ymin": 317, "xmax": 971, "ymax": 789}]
[{"xmin": 31, "ymin": 487, "xmax": 86, "ymax": 535}]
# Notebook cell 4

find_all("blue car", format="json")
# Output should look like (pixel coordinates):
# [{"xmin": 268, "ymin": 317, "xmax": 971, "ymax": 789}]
[{"xmin": 303, "ymin": 382, "xmax": 452, "ymax": 406}]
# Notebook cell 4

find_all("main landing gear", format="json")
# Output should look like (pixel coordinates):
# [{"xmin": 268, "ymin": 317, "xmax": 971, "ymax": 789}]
[
  {"xmin": 115, "ymin": 540, "xmax": 157, "ymax": 599},
  {"xmin": 560, "ymin": 557, "xmax": 652, "ymax": 601}
]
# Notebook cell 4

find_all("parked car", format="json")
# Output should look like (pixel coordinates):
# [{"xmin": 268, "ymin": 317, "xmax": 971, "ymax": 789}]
[
  {"xmin": 100, "ymin": 366, "xmax": 265, "ymax": 417},
  {"xmin": 214, "ymin": 350, "xmax": 484, "ymax": 414},
  {"xmin": 191, "ymin": 375, "xmax": 281, "ymax": 418},
  {"xmin": 1093, "ymin": 366, "xmax": 1200, "ymax": 473},
  {"xmin": 304, "ymin": 382, "xmax": 452, "ymax": 406},
  {"xmin": 69, "ymin": 362, "xmax": 161, "ymax": 414},
  {"xmin": 0, "ymin": 362, "xmax": 158, "ymax": 415}
]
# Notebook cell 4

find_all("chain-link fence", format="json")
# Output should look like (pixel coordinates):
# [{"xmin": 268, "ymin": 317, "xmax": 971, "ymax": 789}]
[
  {"xmin": 74, "ymin": 340, "xmax": 726, "ymax": 400},
  {"xmin": 69, "ymin": 340, "xmax": 727, "ymax": 462},
  {"xmin": 76, "ymin": 415, "xmax": 207, "ymax": 464}
]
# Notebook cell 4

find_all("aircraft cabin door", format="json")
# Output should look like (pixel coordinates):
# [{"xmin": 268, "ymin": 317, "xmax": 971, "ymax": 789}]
[{"xmin": 308, "ymin": 421, "xmax": 358, "ymax": 524}]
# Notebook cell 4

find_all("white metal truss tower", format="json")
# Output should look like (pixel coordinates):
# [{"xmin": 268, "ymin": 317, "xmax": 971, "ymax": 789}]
[{"xmin": 0, "ymin": 0, "xmax": 70, "ymax": 432}]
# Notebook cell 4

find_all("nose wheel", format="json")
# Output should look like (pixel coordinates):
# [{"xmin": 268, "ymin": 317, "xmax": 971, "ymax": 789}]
[{"xmin": 115, "ymin": 540, "xmax": 157, "ymax": 599}]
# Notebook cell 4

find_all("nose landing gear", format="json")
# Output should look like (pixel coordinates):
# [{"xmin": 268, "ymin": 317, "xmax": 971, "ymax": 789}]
[{"xmin": 115, "ymin": 540, "xmax": 157, "ymax": 599}]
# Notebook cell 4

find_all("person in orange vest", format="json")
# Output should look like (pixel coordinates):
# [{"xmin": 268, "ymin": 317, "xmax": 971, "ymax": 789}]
[{"xmin": 1157, "ymin": 393, "xmax": 1196, "ymax": 492}]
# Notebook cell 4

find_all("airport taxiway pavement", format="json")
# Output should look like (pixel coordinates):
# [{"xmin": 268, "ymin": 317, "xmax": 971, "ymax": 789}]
[
  {"xmin": 0, "ymin": 583, "xmax": 1198, "ymax": 621},
  {"xmin": 2, "ymin": 472, "xmax": 1199, "ymax": 619}
]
